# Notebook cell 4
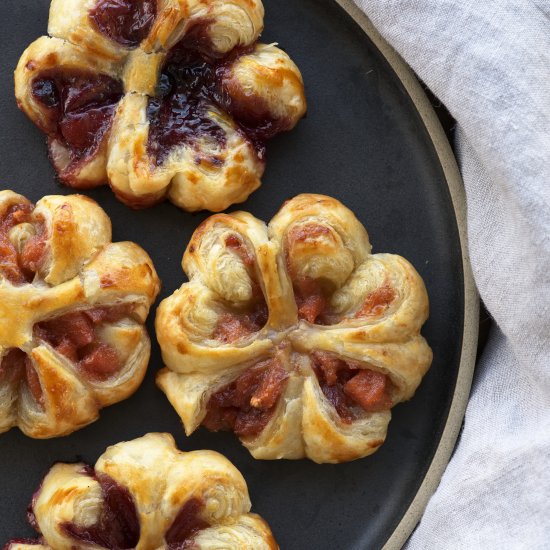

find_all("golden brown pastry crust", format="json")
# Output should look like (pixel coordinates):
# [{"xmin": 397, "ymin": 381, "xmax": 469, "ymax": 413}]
[
  {"xmin": 156, "ymin": 194, "xmax": 433, "ymax": 463},
  {"xmin": 0, "ymin": 190, "xmax": 160, "ymax": 438},
  {"xmin": 5, "ymin": 433, "xmax": 278, "ymax": 550},
  {"xmin": 14, "ymin": 0, "xmax": 306, "ymax": 211}
]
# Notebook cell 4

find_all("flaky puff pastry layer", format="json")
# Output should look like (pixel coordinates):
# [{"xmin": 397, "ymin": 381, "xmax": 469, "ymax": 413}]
[
  {"xmin": 5, "ymin": 433, "xmax": 277, "ymax": 550},
  {"xmin": 15, "ymin": 0, "xmax": 306, "ymax": 211},
  {"xmin": 156, "ymin": 194, "xmax": 433, "ymax": 463},
  {"xmin": 0, "ymin": 191, "xmax": 160, "ymax": 438}
]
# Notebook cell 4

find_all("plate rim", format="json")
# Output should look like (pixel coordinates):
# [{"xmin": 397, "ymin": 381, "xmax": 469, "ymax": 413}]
[{"xmin": 332, "ymin": 1, "xmax": 480, "ymax": 548}]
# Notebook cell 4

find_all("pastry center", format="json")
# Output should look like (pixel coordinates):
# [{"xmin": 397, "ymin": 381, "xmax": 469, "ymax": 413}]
[
  {"xmin": 146, "ymin": 34, "xmax": 284, "ymax": 165},
  {"xmin": 203, "ymin": 356, "xmax": 289, "ymax": 438},
  {"xmin": 203, "ymin": 226, "xmax": 397, "ymax": 432}
]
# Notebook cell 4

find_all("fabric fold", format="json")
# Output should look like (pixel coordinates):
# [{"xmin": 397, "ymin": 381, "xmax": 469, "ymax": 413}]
[{"xmin": 354, "ymin": 0, "xmax": 550, "ymax": 547}]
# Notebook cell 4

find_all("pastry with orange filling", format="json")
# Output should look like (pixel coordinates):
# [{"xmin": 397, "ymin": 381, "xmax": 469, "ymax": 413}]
[
  {"xmin": 156, "ymin": 194, "xmax": 432, "ymax": 463},
  {"xmin": 0, "ymin": 190, "xmax": 160, "ymax": 438}
]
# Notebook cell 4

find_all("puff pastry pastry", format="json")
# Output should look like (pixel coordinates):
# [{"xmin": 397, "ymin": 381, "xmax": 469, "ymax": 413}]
[
  {"xmin": 15, "ymin": 0, "xmax": 306, "ymax": 212},
  {"xmin": 5, "ymin": 432, "xmax": 278, "ymax": 550},
  {"xmin": 0, "ymin": 190, "xmax": 160, "ymax": 438},
  {"xmin": 156, "ymin": 194, "xmax": 433, "ymax": 463}
]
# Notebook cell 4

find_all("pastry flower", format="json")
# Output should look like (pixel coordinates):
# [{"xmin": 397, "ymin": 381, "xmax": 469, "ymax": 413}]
[
  {"xmin": 0, "ymin": 190, "xmax": 160, "ymax": 438},
  {"xmin": 156, "ymin": 194, "xmax": 433, "ymax": 463},
  {"xmin": 15, "ymin": 0, "xmax": 306, "ymax": 212},
  {"xmin": 6, "ymin": 433, "xmax": 277, "ymax": 549}
]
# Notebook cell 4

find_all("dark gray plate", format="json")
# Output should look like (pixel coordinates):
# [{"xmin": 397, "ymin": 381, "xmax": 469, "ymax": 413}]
[{"xmin": 0, "ymin": 0, "xmax": 478, "ymax": 548}]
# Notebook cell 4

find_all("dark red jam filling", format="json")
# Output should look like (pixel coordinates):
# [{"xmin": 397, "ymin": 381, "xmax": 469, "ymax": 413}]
[
  {"xmin": 15, "ymin": 466, "xmax": 208, "ymax": 550},
  {"xmin": 61, "ymin": 468, "xmax": 140, "ymax": 549},
  {"xmin": 89, "ymin": 0, "xmax": 157, "ymax": 48},
  {"xmin": 311, "ymin": 351, "xmax": 393, "ymax": 422},
  {"xmin": 0, "ymin": 349, "xmax": 44, "ymax": 407},
  {"xmin": 146, "ymin": 34, "xmax": 288, "ymax": 165},
  {"xmin": 165, "ymin": 498, "xmax": 209, "ymax": 549},
  {"xmin": 0, "ymin": 202, "xmax": 47, "ymax": 285},
  {"xmin": 202, "ymin": 357, "xmax": 289, "ymax": 437},
  {"xmin": 31, "ymin": 70, "xmax": 123, "ymax": 171},
  {"xmin": 212, "ymin": 234, "xmax": 268, "ymax": 343},
  {"xmin": 33, "ymin": 304, "xmax": 134, "ymax": 381}
]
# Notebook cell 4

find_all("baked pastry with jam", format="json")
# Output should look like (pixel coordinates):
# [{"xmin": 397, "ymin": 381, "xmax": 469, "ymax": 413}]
[
  {"xmin": 156, "ymin": 194, "xmax": 433, "ymax": 463},
  {"xmin": 15, "ymin": 0, "xmax": 307, "ymax": 212},
  {"xmin": 5, "ymin": 433, "xmax": 277, "ymax": 550},
  {"xmin": 0, "ymin": 190, "xmax": 160, "ymax": 438}
]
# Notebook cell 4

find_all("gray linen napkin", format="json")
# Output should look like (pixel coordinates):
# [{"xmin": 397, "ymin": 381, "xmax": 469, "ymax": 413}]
[{"xmin": 354, "ymin": 0, "xmax": 550, "ymax": 547}]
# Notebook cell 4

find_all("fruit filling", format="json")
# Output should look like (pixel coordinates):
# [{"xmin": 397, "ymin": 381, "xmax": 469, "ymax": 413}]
[
  {"xmin": 31, "ymin": 70, "xmax": 123, "ymax": 173},
  {"xmin": 0, "ymin": 349, "xmax": 44, "ymax": 407},
  {"xmin": 165, "ymin": 498, "xmax": 209, "ymax": 549},
  {"xmin": 283, "ymin": 222, "xmax": 337, "ymax": 324},
  {"xmin": 0, "ymin": 202, "xmax": 46, "ymax": 285},
  {"xmin": 285, "ymin": 221, "xmax": 396, "ymax": 324},
  {"xmin": 311, "ymin": 351, "xmax": 393, "ymax": 422},
  {"xmin": 291, "ymin": 276, "xmax": 329, "ymax": 325},
  {"xmin": 89, "ymin": 0, "xmax": 157, "ymax": 48},
  {"xmin": 146, "ymin": 34, "xmax": 285, "ymax": 164},
  {"xmin": 33, "ymin": 304, "xmax": 134, "ymax": 381},
  {"xmin": 60, "ymin": 467, "xmax": 140, "ymax": 549},
  {"xmin": 213, "ymin": 306, "xmax": 268, "ymax": 344},
  {"xmin": 202, "ymin": 357, "xmax": 289, "ymax": 437},
  {"xmin": 354, "ymin": 283, "xmax": 396, "ymax": 318}
]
